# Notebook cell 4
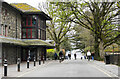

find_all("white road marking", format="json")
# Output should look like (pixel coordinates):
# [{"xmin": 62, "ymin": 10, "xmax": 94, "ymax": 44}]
[
  {"xmin": 17, "ymin": 62, "xmax": 52, "ymax": 77},
  {"xmin": 88, "ymin": 62, "xmax": 118, "ymax": 77},
  {"xmin": 17, "ymin": 60, "xmax": 118, "ymax": 77}
]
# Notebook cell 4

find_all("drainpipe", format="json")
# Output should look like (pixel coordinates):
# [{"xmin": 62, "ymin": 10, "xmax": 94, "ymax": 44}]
[
  {"xmin": 16, "ymin": 13, "xmax": 18, "ymax": 64},
  {"xmin": 16, "ymin": 13, "xmax": 17, "ymax": 39}
]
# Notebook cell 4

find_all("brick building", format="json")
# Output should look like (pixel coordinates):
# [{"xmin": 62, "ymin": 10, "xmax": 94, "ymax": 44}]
[{"xmin": 0, "ymin": 1, "xmax": 54, "ymax": 65}]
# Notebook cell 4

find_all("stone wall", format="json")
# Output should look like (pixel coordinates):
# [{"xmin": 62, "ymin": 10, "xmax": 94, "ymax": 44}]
[
  {"xmin": 2, "ymin": 44, "xmax": 21, "ymax": 65},
  {"xmin": 1, "ymin": 3, "xmax": 21, "ymax": 38}
]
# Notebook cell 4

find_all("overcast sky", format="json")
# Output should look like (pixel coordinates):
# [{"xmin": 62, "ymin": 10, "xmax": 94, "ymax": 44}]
[{"xmin": 4, "ymin": 0, "xmax": 46, "ymax": 9}]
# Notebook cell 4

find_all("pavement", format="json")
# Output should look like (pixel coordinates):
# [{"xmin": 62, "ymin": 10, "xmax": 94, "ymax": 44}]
[
  {"xmin": 90, "ymin": 60, "xmax": 118, "ymax": 76},
  {"xmin": 0, "ymin": 59, "xmax": 119, "ymax": 78},
  {"xmin": 0, "ymin": 60, "xmax": 52, "ymax": 78}
]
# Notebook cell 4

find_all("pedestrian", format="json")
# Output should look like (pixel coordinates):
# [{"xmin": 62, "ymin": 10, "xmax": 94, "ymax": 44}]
[
  {"xmin": 84, "ymin": 56, "xmax": 86, "ymax": 59},
  {"xmin": 59, "ymin": 51, "xmax": 63, "ymax": 62},
  {"xmin": 54, "ymin": 52, "xmax": 58, "ymax": 60},
  {"xmin": 74, "ymin": 53, "xmax": 77, "ymax": 60},
  {"xmin": 91, "ymin": 52, "xmax": 94, "ymax": 60},
  {"xmin": 87, "ymin": 50, "xmax": 91, "ymax": 61},
  {"xmin": 68, "ymin": 53, "xmax": 71, "ymax": 60}
]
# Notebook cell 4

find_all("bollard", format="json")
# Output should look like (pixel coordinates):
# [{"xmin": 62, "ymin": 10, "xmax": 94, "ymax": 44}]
[
  {"xmin": 43, "ymin": 56, "xmax": 45, "ymax": 64},
  {"xmin": 34, "ymin": 57, "xmax": 36, "ymax": 66},
  {"xmin": 27, "ymin": 58, "xmax": 29, "ymax": 68},
  {"xmin": 17, "ymin": 58, "xmax": 20, "ymax": 72},
  {"xmin": 4, "ymin": 59, "xmax": 7, "ymax": 76},
  {"xmin": 39, "ymin": 56, "xmax": 41, "ymax": 65},
  {"xmin": 59, "ymin": 57, "xmax": 62, "ymax": 63}
]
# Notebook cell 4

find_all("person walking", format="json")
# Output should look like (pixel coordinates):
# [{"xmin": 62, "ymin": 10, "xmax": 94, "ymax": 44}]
[
  {"xmin": 54, "ymin": 52, "xmax": 58, "ymax": 60},
  {"xmin": 74, "ymin": 53, "xmax": 77, "ymax": 60},
  {"xmin": 91, "ymin": 52, "xmax": 94, "ymax": 60},
  {"xmin": 68, "ymin": 53, "xmax": 71, "ymax": 60},
  {"xmin": 59, "ymin": 51, "xmax": 63, "ymax": 63},
  {"xmin": 87, "ymin": 50, "xmax": 91, "ymax": 61}
]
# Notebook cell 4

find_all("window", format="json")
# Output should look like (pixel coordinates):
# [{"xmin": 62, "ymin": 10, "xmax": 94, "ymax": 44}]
[
  {"xmin": 27, "ymin": 17, "xmax": 31, "ymax": 26},
  {"xmin": 0, "ymin": 25, "xmax": 2, "ymax": 35},
  {"xmin": 22, "ymin": 29, "xmax": 27, "ymax": 38},
  {"xmin": 5, "ymin": 9, "xmax": 7, "ymax": 15},
  {"xmin": 43, "ymin": 20, "xmax": 46, "ymax": 29},
  {"xmin": 32, "ymin": 16, "xmax": 37, "ymax": 26},
  {"xmin": 22, "ymin": 17, "xmax": 26, "ymax": 26},
  {"xmin": 3, "ymin": 26, "xmax": 5, "ymax": 36},
  {"xmin": 40, "ymin": 30, "xmax": 46, "ymax": 40},
  {"xmin": 22, "ymin": 28, "xmax": 36, "ymax": 39},
  {"xmin": 2, "ymin": 25, "xmax": 8, "ymax": 36},
  {"xmin": 41, "ymin": 20, "xmax": 44, "ymax": 28},
  {"xmin": 22, "ymin": 16, "xmax": 37, "ymax": 27},
  {"xmin": 38, "ymin": 29, "xmax": 41, "ymax": 39},
  {"xmin": 38, "ymin": 19, "xmax": 40, "ymax": 28},
  {"xmin": 40, "ymin": 29, "xmax": 42, "ymax": 39},
  {"xmin": 5, "ymin": 25, "xmax": 7, "ymax": 36},
  {"xmin": 27, "ymin": 29, "xmax": 31, "ymax": 38},
  {"xmin": 32, "ymin": 29, "xmax": 36, "ymax": 38}
]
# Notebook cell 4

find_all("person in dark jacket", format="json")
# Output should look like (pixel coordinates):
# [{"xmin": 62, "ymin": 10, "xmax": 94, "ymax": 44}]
[
  {"xmin": 54, "ymin": 52, "xmax": 58, "ymax": 60},
  {"xmin": 91, "ymin": 52, "xmax": 94, "ymax": 60},
  {"xmin": 68, "ymin": 53, "xmax": 71, "ymax": 60},
  {"xmin": 59, "ymin": 51, "xmax": 64, "ymax": 62},
  {"xmin": 74, "ymin": 53, "xmax": 77, "ymax": 60}
]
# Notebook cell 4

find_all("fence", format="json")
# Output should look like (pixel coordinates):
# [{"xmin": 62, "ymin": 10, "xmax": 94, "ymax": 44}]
[{"xmin": 106, "ymin": 53, "xmax": 120, "ymax": 65}]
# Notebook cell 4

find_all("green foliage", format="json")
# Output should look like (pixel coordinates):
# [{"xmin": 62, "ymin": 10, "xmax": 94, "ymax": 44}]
[
  {"xmin": 46, "ymin": 52, "xmax": 54, "ymax": 59},
  {"xmin": 47, "ymin": 49, "xmax": 55, "ymax": 53},
  {"xmin": 46, "ymin": 49, "xmax": 56, "ymax": 59},
  {"xmin": 95, "ymin": 57, "xmax": 104, "ymax": 61},
  {"xmin": 54, "ymin": 2, "xmax": 120, "ymax": 59},
  {"xmin": 71, "ymin": 25, "xmax": 94, "ymax": 51},
  {"xmin": 84, "ymin": 46, "xmax": 94, "ymax": 53},
  {"xmin": 104, "ymin": 43, "xmax": 120, "ymax": 52},
  {"xmin": 44, "ymin": 2, "xmax": 72, "ymax": 51},
  {"xmin": 61, "ymin": 38, "xmax": 72, "ymax": 51}
]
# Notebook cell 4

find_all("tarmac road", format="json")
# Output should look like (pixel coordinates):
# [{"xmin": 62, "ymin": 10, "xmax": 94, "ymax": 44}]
[{"xmin": 16, "ymin": 59, "xmax": 118, "ymax": 77}]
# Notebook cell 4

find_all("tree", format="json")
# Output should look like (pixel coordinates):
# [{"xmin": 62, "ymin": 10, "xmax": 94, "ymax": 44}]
[
  {"xmin": 54, "ymin": 1, "xmax": 120, "ymax": 59},
  {"xmin": 39, "ymin": 2, "xmax": 72, "ymax": 52},
  {"xmin": 71, "ymin": 24, "xmax": 94, "ymax": 52},
  {"xmin": 60, "ymin": 36, "xmax": 72, "ymax": 51}
]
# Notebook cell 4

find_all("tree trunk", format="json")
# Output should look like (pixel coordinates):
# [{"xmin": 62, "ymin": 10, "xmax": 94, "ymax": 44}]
[
  {"xmin": 55, "ymin": 44, "xmax": 60, "ymax": 52},
  {"xmin": 94, "ymin": 34, "xmax": 100, "ymax": 59},
  {"xmin": 99, "ymin": 40, "xmax": 105, "ymax": 59}
]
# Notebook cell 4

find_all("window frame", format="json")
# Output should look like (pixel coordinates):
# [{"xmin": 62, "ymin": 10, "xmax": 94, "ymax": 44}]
[
  {"xmin": 22, "ymin": 28, "xmax": 37, "ymax": 39},
  {"xmin": 22, "ymin": 16, "xmax": 37, "ymax": 27},
  {"xmin": 0, "ymin": 25, "xmax": 2, "ymax": 35},
  {"xmin": 5, "ymin": 25, "xmax": 7, "ymax": 36}
]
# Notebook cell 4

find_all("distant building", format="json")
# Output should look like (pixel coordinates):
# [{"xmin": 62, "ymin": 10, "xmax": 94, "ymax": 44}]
[{"xmin": 0, "ymin": 1, "xmax": 54, "ymax": 65}]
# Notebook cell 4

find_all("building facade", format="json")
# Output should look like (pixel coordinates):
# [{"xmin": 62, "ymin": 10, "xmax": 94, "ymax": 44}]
[{"xmin": 0, "ymin": 2, "xmax": 54, "ymax": 65}]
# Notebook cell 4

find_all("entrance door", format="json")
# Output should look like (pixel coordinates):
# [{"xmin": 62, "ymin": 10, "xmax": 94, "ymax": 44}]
[
  {"xmin": 21, "ymin": 48, "xmax": 37, "ymax": 61},
  {"xmin": 21, "ymin": 48, "xmax": 28, "ymax": 61}
]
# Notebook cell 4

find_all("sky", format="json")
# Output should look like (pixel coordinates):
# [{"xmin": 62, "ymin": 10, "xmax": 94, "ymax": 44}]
[{"xmin": 4, "ymin": 0, "xmax": 47, "ymax": 9}]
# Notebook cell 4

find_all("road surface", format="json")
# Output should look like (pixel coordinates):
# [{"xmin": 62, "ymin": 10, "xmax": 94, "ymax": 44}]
[{"xmin": 15, "ymin": 59, "xmax": 117, "ymax": 77}]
